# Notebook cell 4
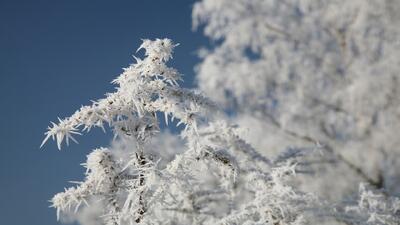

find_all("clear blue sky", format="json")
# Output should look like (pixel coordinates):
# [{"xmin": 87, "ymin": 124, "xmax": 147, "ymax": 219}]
[{"xmin": 0, "ymin": 1, "xmax": 207, "ymax": 224}]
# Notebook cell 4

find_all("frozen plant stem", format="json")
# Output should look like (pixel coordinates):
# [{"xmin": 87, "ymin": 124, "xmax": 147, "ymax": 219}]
[{"xmin": 42, "ymin": 37, "xmax": 400, "ymax": 224}]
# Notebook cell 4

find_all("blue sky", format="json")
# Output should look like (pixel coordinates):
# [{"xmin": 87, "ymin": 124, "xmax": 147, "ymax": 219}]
[{"xmin": 0, "ymin": 1, "xmax": 207, "ymax": 224}]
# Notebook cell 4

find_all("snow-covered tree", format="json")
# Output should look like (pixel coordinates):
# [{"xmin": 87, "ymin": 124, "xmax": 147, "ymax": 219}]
[
  {"xmin": 40, "ymin": 0, "xmax": 400, "ymax": 223},
  {"xmin": 193, "ymin": 0, "xmax": 400, "ymax": 204},
  {"xmin": 41, "ymin": 38, "xmax": 370, "ymax": 225}
]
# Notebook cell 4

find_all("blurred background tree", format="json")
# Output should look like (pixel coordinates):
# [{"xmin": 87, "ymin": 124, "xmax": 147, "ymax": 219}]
[{"xmin": 193, "ymin": 0, "xmax": 400, "ymax": 202}]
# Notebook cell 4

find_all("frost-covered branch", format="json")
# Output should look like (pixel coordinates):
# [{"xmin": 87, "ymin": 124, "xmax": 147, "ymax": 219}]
[{"xmin": 42, "ymin": 33, "xmax": 400, "ymax": 224}]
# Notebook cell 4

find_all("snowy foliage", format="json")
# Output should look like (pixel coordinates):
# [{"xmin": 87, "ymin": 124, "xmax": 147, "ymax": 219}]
[
  {"xmin": 194, "ymin": 0, "xmax": 400, "ymax": 207},
  {"xmin": 344, "ymin": 184, "xmax": 400, "ymax": 225},
  {"xmin": 42, "ymin": 6, "xmax": 400, "ymax": 221},
  {"xmin": 42, "ymin": 39, "xmax": 358, "ymax": 225}
]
